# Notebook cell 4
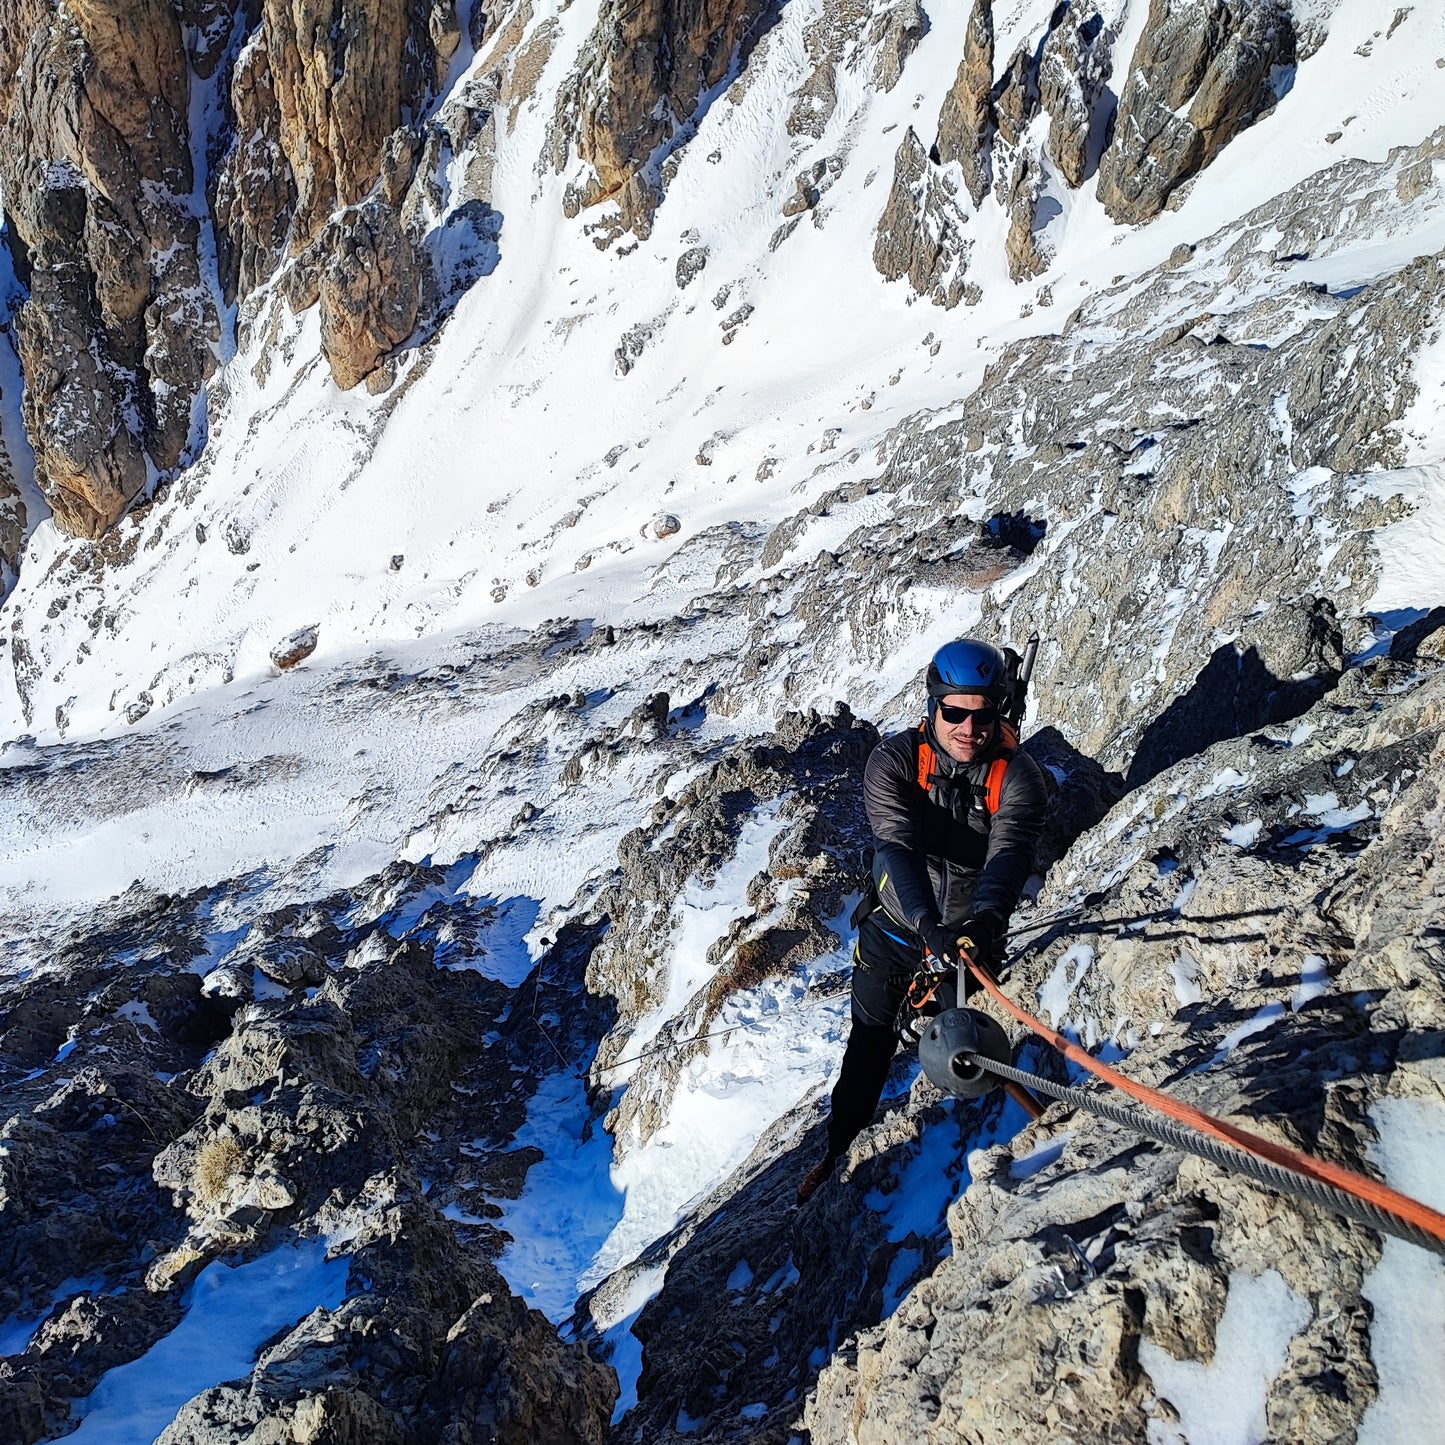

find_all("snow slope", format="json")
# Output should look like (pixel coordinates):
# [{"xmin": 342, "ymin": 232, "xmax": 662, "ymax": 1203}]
[
  {"xmin": 2, "ymin": 0, "xmax": 1445, "ymax": 1439},
  {"xmin": 2, "ymin": 0, "xmax": 1443, "ymax": 747}
]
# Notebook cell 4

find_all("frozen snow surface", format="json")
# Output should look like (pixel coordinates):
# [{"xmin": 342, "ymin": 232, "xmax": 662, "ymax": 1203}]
[
  {"xmin": 55, "ymin": 1242, "xmax": 349, "ymax": 1445},
  {"xmin": 0, "ymin": 0, "xmax": 1444, "ymax": 1435},
  {"xmin": 1357, "ymin": 1094, "xmax": 1445, "ymax": 1445},
  {"xmin": 1141, "ymin": 1270, "xmax": 1313, "ymax": 1445},
  {"xmin": 1039, "ymin": 943, "xmax": 1095, "ymax": 1028}
]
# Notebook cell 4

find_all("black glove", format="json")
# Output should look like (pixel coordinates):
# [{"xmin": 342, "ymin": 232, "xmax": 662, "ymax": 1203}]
[
  {"xmin": 957, "ymin": 914, "xmax": 1004, "ymax": 972},
  {"xmin": 920, "ymin": 921, "xmax": 961, "ymax": 967}
]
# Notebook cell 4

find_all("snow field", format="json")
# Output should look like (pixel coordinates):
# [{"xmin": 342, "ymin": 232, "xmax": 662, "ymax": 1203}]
[
  {"xmin": 2, "ymin": 1, "xmax": 1441, "ymax": 750},
  {"xmin": 1140, "ymin": 1269, "xmax": 1312, "ymax": 1445},
  {"xmin": 1, "ymin": 0, "xmax": 1444, "ymax": 1434},
  {"xmin": 55, "ymin": 1242, "xmax": 349, "ymax": 1445},
  {"xmin": 1357, "ymin": 1093, "xmax": 1445, "ymax": 1445}
]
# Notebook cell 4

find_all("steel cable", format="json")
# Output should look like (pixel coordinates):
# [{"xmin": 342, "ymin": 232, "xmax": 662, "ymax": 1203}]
[
  {"xmin": 971, "ymin": 1053, "xmax": 1445, "ymax": 1258},
  {"xmin": 961, "ymin": 957, "xmax": 1445, "ymax": 1252}
]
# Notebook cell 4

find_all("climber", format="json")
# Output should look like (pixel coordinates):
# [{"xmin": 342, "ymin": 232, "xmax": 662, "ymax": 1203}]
[{"xmin": 797, "ymin": 638, "xmax": 1050, "ymax": 1205}]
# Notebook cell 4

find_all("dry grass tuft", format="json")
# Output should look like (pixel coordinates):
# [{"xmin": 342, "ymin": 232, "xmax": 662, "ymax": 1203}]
[{"xmin": 194, "ymin": 1135, "xmax": 244, "ymax": 1205}]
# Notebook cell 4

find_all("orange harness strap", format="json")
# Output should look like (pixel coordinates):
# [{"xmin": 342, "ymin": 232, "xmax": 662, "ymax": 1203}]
[{"xmin": 917, "ymin": 721, "xmax": 1017, "ymax": 815}]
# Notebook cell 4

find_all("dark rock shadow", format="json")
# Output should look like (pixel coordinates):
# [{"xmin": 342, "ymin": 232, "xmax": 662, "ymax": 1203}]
[
  {"xmin": 982, "ymin": 510, "xmax": 1047, "ymax": 555},
  {"xmin": 1388, "ymin": 606, "xmax": 1445, "ymax": 663},
  {"xmin": 1127, "ymin": 598, "xmax": 1344, "ymax": 790},
  {"xmin": 1022, "ymin": 725, "xmax": 1125, "ymax": 874},
  {"xmin": 418, "ymin": 199, "xmax": 502, "ymax": 343}
]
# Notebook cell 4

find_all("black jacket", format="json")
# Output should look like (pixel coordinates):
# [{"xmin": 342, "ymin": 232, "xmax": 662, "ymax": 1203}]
[{"xmin": 864, "ymin": 723, "xmax": 1049, "ymax": 936}]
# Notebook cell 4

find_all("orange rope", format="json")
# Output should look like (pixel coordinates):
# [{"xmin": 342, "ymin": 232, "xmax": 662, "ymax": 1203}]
[{"xmin": 964, "ymin": 957, "xmax": 1445, "ymax": 1247}]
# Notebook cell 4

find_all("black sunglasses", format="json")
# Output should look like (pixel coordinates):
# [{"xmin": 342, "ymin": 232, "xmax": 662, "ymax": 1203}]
[{"xmin": 937, "ymin": 702, "xmax": 998, "ymax": 726}]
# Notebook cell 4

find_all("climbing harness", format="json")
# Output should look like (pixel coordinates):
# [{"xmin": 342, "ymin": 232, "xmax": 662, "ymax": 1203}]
[{"xmin": 920, "ymin": 951, "xmax": 1445, "ymax": 1258}]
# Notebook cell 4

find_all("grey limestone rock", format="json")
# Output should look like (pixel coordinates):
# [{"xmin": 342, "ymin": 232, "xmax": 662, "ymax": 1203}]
[
  {"xmin": 992, "ymin": 43, "xmax": 1038, "ymax": 149},
  {"xmin": 868, "ymin": 0, "xmax": 927, "ymax": 93},
  {"xmin": 873, "ymin": 128, "xmax": 972, "ymax": 308},
  {"xmin": 586, "ymin": 707, "xmax": 877, "ymax": 1157},
  {"xmin": 676, "ymin": 245, "xmax": 709, "ymax": 288},
  {"xmin": 1097, "ymin": 0, "xmax": 1296, "ymax": 224}
]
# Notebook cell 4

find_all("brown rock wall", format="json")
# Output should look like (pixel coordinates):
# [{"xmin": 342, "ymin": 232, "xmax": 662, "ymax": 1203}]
[
  {"xmin": 0, "ymin": 0, "xmax": 217, "ymax": 537},
  {"xmin": 935, "ymin": 0, "xmax": 994, "ymax": 206},
  {"xmin": 0, "ymin": 0, "xmax": 53, "ymax": 126},
  {"xmin": 317, "ymin": 200, "xmax": 424, "ymax": 391},
  {"xmin": 559, "ymin": 0, "xmax": 771, "ymax": 235},
  {"xmin": 262, "ymin": 0, "xmax": 413, "ymax": 251}
]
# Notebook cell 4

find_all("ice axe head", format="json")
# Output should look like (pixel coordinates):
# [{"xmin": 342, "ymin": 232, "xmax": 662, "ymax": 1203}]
[{"xmin": 918, "ymin": 1006, "xmax": 1011, "ymax": 1098}]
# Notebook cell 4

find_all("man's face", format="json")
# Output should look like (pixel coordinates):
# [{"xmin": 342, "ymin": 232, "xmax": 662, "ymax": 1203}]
[{"xmin": 934, "ymin": 691, "xmax": 997, "ymax": 764}]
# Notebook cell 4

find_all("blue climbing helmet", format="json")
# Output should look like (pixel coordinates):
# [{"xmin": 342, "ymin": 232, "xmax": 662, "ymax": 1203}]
[{"xmin": 926, "ymin": 638, "xmax": 1010, "ymax": 704}]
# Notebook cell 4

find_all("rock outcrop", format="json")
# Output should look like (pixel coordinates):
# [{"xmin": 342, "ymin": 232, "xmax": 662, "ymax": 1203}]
[
  {"xmin": 935, "ymin": 0, "xmax": 995, "ymax": 206},
  {"xmin": 1038, "ymin": 6, "xmax": 1112, "ymax": 188},
  {"xmin": 0, "ymin": 0, "xmax": 467, "ymax": 517},
  {"xmin": 1097, "ymin": 0, "xmax": 1296, "ymax": 223},
  {"xmin": 211, "ymin": 28, "xmax": 296, "ymax": 308},
  {"xmin": 315, "ymin": 201, "xmax": 425, "ymax": 392},
  {"xmin": 246, "ymin": 0, "xmax": 458, "ymax": 258},
  {"xmin": 0, "ymin": 906, "xmax": 617, "ymax": 1443},
  {"xmin": 1, "ymin": 9, "xmax": 1444, "ymax": 1444},
  {"xmin": 873, "ymin": 128, "xmax": 974, "ymax": 308},
  {"xmin": 555, "ymin": 0, "xmax": 773, "ymax": 236},
  {"xmin": 0, "ymin": 0, "xmax": 219, "ymax": 537},
  {"xmin": 212, "ymin": 0, "xmax": 459, "ymax": 386},
  {"xmin": 805, "ymin": 646, "xmax": 1445, "ymax": 1444},
  {"xmin": 789, "ymin": 0, "xmax": 925, "ymax": 141},
  {"xmin": 928, "ymin": 1, "xmax": 1116, "ymax": 286}
]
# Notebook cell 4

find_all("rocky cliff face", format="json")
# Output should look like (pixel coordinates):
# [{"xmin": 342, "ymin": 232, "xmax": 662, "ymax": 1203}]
[
  {"xmin": 916, "ymin": 0, "xmax": 1120, "ymax": 291},
  {"xmin": 0, "ymin": 0, "xmax": 218, "ymax": 537},
  {"xmin": 0, "ymin": 0, "xmax": 463, "ymax": 541},
  {"xmin": 0, "ymin": 0, "xmax": 1371, "ymax": 543},
  {"xmin": 893, "ymin": 0, "xmax": 1292, "ymax": 297},
  {"xmin": 0, "ymin": 905, "xmax": 618, "ymax": 1444},
  {"xmin": 553, "ymin": 0, "xmax": 787, "ymax": 237},
  {"xmin": 1097, "ymin": 0, "xmax": 1295, "ymax": 224}
]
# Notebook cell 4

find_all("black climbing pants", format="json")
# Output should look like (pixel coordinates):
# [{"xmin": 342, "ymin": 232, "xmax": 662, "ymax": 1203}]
[{"xmin": 825, "ymin": 912, "xmax": 926, "ymax": 1160}]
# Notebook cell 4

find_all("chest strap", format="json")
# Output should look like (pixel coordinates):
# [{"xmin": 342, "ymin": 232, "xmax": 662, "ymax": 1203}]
[{"xmin": 915, "ymin": 720, "xmax": 1018, "ymax": 817}]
